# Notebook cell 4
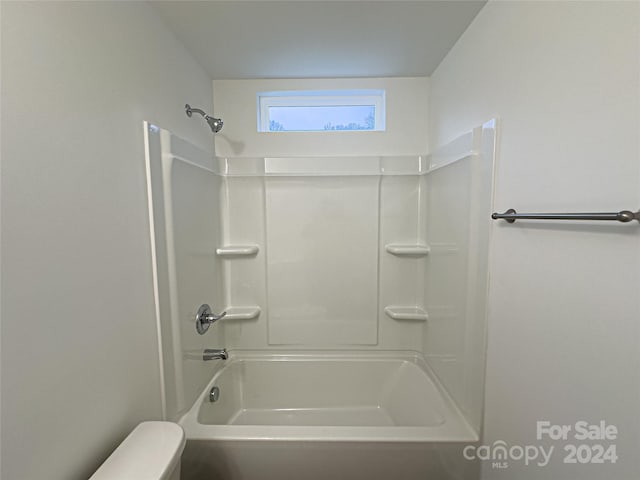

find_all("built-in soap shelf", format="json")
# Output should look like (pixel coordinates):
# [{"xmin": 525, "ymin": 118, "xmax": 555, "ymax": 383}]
[
  {"xmin": 385, "ymin": 244, "xmax": 430, "ymax": 257},
  {"xmin": 384, "ymin": 306, "xmax": 429, "ymax": 322},
  {"xmin": 223, "ymin": 306, "xmax": 261, "ymax": 320},
  {"xmin": 216, "ymin": 245, "xmax": 259, "ymax": 257}
]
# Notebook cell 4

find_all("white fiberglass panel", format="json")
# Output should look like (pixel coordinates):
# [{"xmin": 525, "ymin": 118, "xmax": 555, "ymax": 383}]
[
  {"xmin": 422, "ymin": 120, "xmax": 496, "ymax": 434},
  {"xmin": 376, "ymin": 175, "xmax": 427, "ymax": 350},
  {"xmin": 265, "ymin": 176, "xmax": 379, "ymax": 346},
  {"xmin": 170, "ymin": 159, "xmax": 225, "ymax": 407},
  {"xmin": 424, "ymin": 158, "xmax": 472, "ymax": 417},
  {"xmin": 145, "ymin": 124, "xmax": 225, "ymax": 420}
]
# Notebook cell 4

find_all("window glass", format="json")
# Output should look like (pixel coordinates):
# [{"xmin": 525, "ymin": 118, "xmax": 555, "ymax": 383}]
[{"xmin": 257, "ymin": 90, "xmax": 385, "ymax": 132}]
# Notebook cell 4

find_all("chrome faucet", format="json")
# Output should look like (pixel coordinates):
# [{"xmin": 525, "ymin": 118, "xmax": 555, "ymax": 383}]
[{"xmin": 203, "ymin": 348, "xmax": 228, "ymax": 361}]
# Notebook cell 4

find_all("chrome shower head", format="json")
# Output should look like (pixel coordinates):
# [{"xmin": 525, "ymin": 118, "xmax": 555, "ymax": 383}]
[
  {"xmin": 185, "ymin": 104, "xmax": 224, "ymax": 133},
  {"xmin": 205, "ymin": 115, "xmax": 224, "ymax": 133}
]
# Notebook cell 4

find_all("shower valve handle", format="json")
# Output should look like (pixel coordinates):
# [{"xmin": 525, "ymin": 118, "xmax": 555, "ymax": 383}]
[{"xmin": 195, "ymin": 304, "xmax": 227, "ymax": 335}]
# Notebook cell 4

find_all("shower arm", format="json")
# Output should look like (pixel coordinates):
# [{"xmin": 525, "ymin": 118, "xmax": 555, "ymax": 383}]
[{"xmin": 185, "ymin": 105, "xmax": 207, "ymax": 118}]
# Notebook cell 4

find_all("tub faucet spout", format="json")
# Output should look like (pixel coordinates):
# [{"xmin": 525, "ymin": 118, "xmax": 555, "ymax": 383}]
[{"xmin": 203, "ymin": 348, "xmax": 228, "ymax": 361}]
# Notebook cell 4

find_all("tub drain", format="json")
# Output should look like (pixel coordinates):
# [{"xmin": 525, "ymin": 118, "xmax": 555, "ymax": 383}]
[{"xmin": 209, "ymin": 386, "xmax": 220, "ymax": 402}]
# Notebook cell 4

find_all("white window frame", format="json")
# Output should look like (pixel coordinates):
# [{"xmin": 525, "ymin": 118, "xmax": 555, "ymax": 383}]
[{"xmin": 257, "ymin": 89, "xmax": 386, "ymax": 132}]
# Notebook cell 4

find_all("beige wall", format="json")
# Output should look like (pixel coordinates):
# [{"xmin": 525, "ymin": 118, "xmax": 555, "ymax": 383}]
[
  {"xmin": 430, "ymin": 2, "xmax": 639, "ymax": 478},
  {"xmin": 1, "ymin": 2, "xmax": 213, "ymax": 479}
]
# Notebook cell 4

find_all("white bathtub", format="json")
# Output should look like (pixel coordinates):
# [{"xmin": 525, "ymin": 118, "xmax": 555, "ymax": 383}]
[{"xmin": 179, "ymin": 352, "xmax": 480, "ymax": 480}]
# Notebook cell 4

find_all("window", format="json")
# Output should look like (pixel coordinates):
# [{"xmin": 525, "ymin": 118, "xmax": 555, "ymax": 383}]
[{"xmin": 257, "ymin": 90, "xmax": 385, "ymax": 132}]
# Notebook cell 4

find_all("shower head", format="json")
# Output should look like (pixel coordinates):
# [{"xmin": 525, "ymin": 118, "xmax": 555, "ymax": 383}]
[
  {"xmin": 185, "ymin": 104, "xmax": 224, "ymax": 133},
  {"xmin": 205, "ymin": 115, "xmax": 224, "ymax": 134}
]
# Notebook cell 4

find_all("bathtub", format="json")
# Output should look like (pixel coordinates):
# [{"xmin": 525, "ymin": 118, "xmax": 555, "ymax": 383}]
[{"xmin": 179, "ymin": 351, "xmax": 480, "ymax": 480}]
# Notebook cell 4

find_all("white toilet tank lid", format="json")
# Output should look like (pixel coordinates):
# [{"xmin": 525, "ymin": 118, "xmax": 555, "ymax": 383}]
[{"xmin": 89, "ymin": 421, "xmax": 186, "ymax": 480}]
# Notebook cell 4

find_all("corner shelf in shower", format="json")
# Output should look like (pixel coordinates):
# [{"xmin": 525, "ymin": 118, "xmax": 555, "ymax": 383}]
[
  {"xmin": 384, "ymin": 306, "xmax": 429, "ymax": 322},
  {"xmin": 216, "ymin": 245, "xmax": 260, "ymax": 257},
  {"xmin": 385, "ymin": 244, "xmax": 430, "ymax": 257},
  {"xmin": 223, "ymin": 306, "xmax": 261, "ymax": 320}
]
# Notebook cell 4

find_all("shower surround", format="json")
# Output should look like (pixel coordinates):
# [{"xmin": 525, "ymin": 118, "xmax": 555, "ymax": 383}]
[{"xmin": 144, "ymin": 119, "xmax": 496, "ymax": 479}]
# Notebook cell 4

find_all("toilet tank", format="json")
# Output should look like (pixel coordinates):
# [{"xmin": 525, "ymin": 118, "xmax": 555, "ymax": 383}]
[{"xmin": 90, "ymin": 422, "xmax": 186, "ymax": 480}]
